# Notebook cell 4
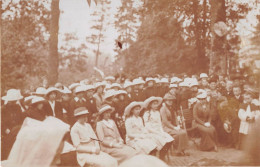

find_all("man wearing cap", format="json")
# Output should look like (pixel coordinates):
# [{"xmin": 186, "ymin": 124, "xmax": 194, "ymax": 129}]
[{"xmin": 1, "ymin": 89, "xmax": 26, "ymax": 160}]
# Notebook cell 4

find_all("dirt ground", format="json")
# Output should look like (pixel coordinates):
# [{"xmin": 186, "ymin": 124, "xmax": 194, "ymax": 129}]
[{"xmin": 167, "ymin": 140, "xmax": 256, "ymax": 166}]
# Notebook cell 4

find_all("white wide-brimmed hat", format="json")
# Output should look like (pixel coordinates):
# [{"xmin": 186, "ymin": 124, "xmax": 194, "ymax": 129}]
[
  {"xmin": 123, "ymin": 81, "xmax": 134, "ymax": 88},
  {"xmin": 80, "ymin": 79, "xmax": 89, "ymax": 85},
  {"xmin": 94, "ymin": 82, "xmax": 106, "ymax": 89},
  {"xmin": 54, "ymin": 83, "xmax": 63, "ymax": 89},
  {"xmin": 169, "ymin": 84, "xmax": 178, "ymax": 88},
  {"xmin": 200, "ymin": 73, "xmax": 208, "ymax": 79},
  {"xmin": 105, "ymin": 76, "xmax": 115, "ymax": 81},
  {"xmin": 144, "ymin": 96, "xmax": 163, "ymax": 109},
  {"xmin": 132, "ymin": 78, "xmax": 145, "ymax": 85},
  {"xmin": 163, "ymin": 93, "xmax": 176, "ymax": 100},
  {"xmin": 84, "ymin": 85, "xmax": 95, "ymax": 91},
  {"xmin": 24, "ymin": 95, "xmax": 37, "ymax": 104},
  {"xmin": 68, "ymin": 83, "xmax": 81, "ymax": 91},
  {"xmin": 189, "ymin": 78, "xmax": 199, "ymax": 87},
  {"xmin": 74, "ymin": 85, "xmax": 86, "ymax": 94},
  {"xmin": 159, "ymin": 78, "xmax": 169, "ymax": 84},
  {"xmin": 31, "ymin": 97, "xmax": 46, "ymax": 105},
  {"xmin": 179, "ymin": 81, "xmax": 189, "ymax": 87},
  {"xmin": 60, "ymin": 86, "xmax": 72, "ymax": 94},
  {"xmin": 98, "ymin": 105, "xmax": 115, "ymax": 115},
  {"xmin": 145, "ymin": 77, "xmax": 155, "ymax": 83},
  {"xmin": 110, "ymin": 83, "xmax": 122, "ymax": 89},
  {"xmin": 171, "ymin": 77, "xmax": 182, "ymax": 83},
  {"xmin": 45, "ymin": 87, "xmax": 61, "ymax": 96},
  {"xmin": 114, "ymin": 90, "xmax": 127, "ymax": 96},
  {"xmin": 32, "ymin": 87, "xmax": 47, "ymax": 96},
  {"xmin": 74, "ymin": 107, "xmax": 89, "ymax": 117},
  {"xmin": 2, "ymin": 89, "xmax": 24, "ymax": 101},
  {"xmin": 124, "ymin": 101, "xmax": 143, "ymax": 117},
  {"xmin": 104, "ymin": 89, "xmax": 117, "ymax": 100}
]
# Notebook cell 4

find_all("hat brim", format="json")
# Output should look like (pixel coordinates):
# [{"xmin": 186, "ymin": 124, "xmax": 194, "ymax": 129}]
[
  {"xmin": 2, "ymin": 95, "xmax": 23, "ymax": 101},
  {"xmin": 144, "ymin": 97, "xmax": 163, "ymax": 109},
  {"xmin": 124, "ymin": 102, "xmax": 143, "ymax": 117},
  {"xmin": 74, "ymin": 111, "xmax": 89, "ymax": 117},
  {"xmin": 98, "ymin": 107, "xmax": 115, "ymax": 116},
  {"xmin": 45, "ymin": 90, "xmax": 60, "ymax": 96}
]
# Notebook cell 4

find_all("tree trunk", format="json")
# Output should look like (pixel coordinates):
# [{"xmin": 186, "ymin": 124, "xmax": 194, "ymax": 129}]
[
  {"xmin": 95, "ymin": 20, "xmax": 103, "ymax": 68},
  {"xmin": 48, "ymin": 0, "xmax": 60, "ymax": 86},
  {"xmin": 209, "ymin": 0, "xmax": 226, "ymax": 75},
  {"xmin": 193, "ymin": 0, "xmax": 207, "ymax": 73}
]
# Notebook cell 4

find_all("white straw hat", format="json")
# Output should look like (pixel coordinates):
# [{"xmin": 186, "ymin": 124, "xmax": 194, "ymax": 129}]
[
  {"xmin": 124, "ymin": 101, "xmax": 143, "ymax": 117},
  {"xmin": 33, "ymin": 87, "xmax": 47, "ymax": 96},
  {"xmin": 200, "ymin": 73, "xmax": 208, "ymax": 78},
  {"xmin": 31, "ymin": 97, "xmax": 46, "ymax": 105},
  {"xmin": 74, "ymin": 107, "xmax": 89, "ymax": 117},
  {"xmin": 2, "ymin": 89, "xmax": 23, "ymax": 101}
]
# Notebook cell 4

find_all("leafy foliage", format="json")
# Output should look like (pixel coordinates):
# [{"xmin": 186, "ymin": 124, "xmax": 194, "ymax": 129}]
[
  {"xmin": 116, "ymin": 0, "xmax": 251, "ymax": 77},
  {"xmin": 1, "ymin": 0, "xmax": 50, "ymax": 93}
]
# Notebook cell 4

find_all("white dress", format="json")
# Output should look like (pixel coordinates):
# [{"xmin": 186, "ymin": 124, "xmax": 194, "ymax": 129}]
[
  {"xmin": 70, "ymin": 122, "xmax": 118, "ymax": 167},
  {"xmin": 143, "ymin": 110, "xmax": 174, "ymax": 150},
  {"xmin": 125, "ymin": 116, "xmax": 157, "ymax": 154}
]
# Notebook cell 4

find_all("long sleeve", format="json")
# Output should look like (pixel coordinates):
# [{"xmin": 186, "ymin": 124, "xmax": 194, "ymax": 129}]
[
  {"xmin": 160, "ymin": 106, "xmax": 175, "ymax": 129},
  {"xmin": 193, "ymin": 104, "xmax": 205, "ymax": 125},
  {"xmin": 143, "ymin": 112, "xmax": 159, "ymax": 134},
  {"xmin": 113, "ymin": 121, "xmax": 123, "ymax": 141},
  {"xmin": 96, "ymin": 122, "xmax": 115, "ymax": 147},
  {"xmin": 125, "ymin": 118, "xmax": 144, "ymax": 139},
  {"xmin": 70, "ymin": 127, "xmax": 80, "ymax": 147}
]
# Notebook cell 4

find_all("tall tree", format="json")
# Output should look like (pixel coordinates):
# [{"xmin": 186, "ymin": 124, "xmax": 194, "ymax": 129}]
[
  {"xmin": 48, "ymin": 0, "xmax": 60, "ymax": 85},
  {"xmin": 87, "ymin": 0, "xmax": 111, "ymax": 67}
]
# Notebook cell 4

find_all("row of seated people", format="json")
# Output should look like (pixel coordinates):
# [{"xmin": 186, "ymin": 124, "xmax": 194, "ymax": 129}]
[{"xmin": 2, "ymin": 74, "xmax": 260, "ymax": 165}]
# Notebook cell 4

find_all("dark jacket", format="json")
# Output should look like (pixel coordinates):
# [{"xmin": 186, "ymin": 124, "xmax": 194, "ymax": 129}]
[{"xmin": 43, "ymin": 100, "xmax": 64, "ymax": 120}]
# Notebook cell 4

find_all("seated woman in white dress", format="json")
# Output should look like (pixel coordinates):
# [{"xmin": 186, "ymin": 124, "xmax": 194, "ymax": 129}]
[
  {"xmin": 96, "ymin": 104, "xmax": 139, "ymax": 164},
  {"xmin": 143, "ymin": 96, "xmax": 174, "ymax": 160},
  {"xmin": 70, "ymin": 107, "xmax": 118, "ymax": 167},
  {"xmin": 124, "ymin": 101, "xmax": 158, "ymax": 155}
]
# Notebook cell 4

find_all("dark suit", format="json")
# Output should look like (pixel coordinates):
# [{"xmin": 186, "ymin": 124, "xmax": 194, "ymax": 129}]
[
  {"xmin": 43, "ymin": 100, "xmax": 64, "ymax": 120},
  {"xmin": 1, "ymin": 103, "xmax": 25, "ymax": 160}
]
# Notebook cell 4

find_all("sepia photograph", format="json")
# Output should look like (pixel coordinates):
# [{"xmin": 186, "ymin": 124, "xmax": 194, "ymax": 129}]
[{"xmin": 1, "ymin": 0, "xmax": 260, "ymax": 166}]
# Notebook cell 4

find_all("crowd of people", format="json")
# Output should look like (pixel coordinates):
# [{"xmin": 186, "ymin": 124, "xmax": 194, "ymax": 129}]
[{"xmin": 1, "ymin": 72, "xmax": 260, "ymax": 166}]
